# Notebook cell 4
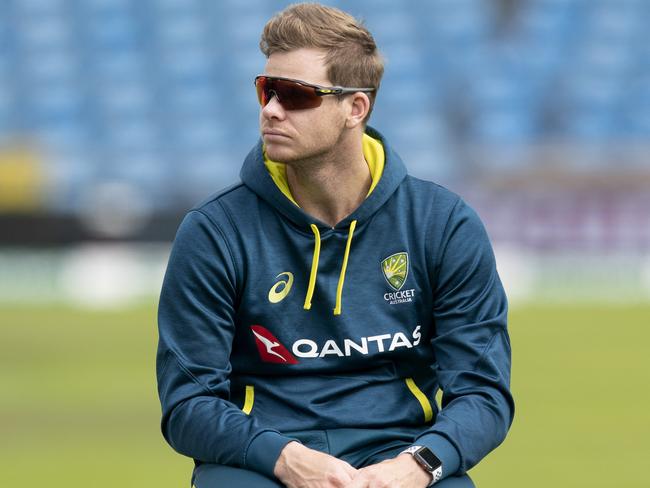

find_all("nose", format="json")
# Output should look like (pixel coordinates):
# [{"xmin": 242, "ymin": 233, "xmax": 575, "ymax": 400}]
[{"xmin": 261, "ymin": 92, "xmax": 285, "ymax": 120}]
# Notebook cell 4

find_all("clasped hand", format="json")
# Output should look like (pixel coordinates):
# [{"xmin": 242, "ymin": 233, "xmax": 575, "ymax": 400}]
[{"xmin": 274, "ymin": 441, "xmax": 432, "ymax": 488}]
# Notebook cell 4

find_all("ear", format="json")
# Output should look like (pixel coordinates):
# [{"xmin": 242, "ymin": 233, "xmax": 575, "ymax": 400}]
[{"xmin": 345, "ymin": 92, "xmax": 371, "ymax": 128}]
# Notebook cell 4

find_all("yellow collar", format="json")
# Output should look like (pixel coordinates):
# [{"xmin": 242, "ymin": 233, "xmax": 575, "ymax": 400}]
[{"xmin": 264, "ymin": 133, "xmax": 385, "ymax": 207}]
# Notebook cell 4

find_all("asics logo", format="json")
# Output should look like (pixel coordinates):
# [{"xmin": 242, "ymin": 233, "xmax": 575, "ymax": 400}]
[
  {"xmin": 268, "ymin": 271, "xmax": 294, "ymax": 303},
  {"xmin": 250, "ymin": 325, "xmax": 299, "ymax": 364}
]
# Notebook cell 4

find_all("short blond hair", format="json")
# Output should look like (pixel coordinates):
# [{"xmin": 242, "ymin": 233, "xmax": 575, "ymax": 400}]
[{"xmin": 260, "ymin": 3, "xmax": 384, "ymax": 121}]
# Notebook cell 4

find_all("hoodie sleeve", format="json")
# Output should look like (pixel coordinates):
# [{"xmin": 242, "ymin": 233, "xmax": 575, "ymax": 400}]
[
  {"xmin": 414, "ymin": 197, "xmax": 515, "ymax": 476},
  {"xmin": 156, "ymin": 210, "xmax": 296, "ymax": 479}
]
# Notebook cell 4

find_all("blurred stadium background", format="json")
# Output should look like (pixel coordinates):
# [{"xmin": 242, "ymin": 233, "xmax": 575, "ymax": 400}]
[{"xmin": 1, "ymin": 0, "xmax": 648, "ymax": 487}]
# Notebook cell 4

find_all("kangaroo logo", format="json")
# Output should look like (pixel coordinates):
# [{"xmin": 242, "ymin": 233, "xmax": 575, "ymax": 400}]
[{"xmin": 250, "ymin": 325, "xmax": 298, "ymax": 364}]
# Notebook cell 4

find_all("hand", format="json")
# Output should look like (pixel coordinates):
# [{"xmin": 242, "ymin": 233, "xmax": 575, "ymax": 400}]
[
  {"xmin": 344, "ymin": 453, "xmax": 432, "ymax": 488},
  {"xmin": 274, "ymin": 441, "xmax": 358, "ymax": 488}
]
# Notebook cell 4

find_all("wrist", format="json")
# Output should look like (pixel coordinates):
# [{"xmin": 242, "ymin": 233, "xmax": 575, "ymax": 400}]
[
  {"xmin": 273, "ymin": 441, "xmax": 302, "ymax": 480},
  {"xmin": 398, "ymin": 452, "xmax": 435, "ymax": 486},
  {"xmin": 400, "ymin": 446, "xmax": 443, "ymax": 486}
]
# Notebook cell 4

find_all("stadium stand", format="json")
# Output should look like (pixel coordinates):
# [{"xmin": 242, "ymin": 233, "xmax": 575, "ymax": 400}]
[{"xmin": 0, "ymin": 0, "xmax": 648, "ymax": 250}]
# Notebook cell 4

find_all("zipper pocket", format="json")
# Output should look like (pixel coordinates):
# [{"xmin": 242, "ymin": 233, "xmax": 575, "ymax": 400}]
[{"xmin": 242, "ymin": 385, "xmax": 255, "ymax": 415}]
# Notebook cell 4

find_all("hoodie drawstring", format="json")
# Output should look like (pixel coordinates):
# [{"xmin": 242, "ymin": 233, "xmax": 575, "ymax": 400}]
[
  {"xmin": 303, "ymin": 220, "xmax": 357, "ymax": 315},
  {"xmin": 303, "ymin": 224, "xmax": 321, "ymax": 310},
  {"xmin": 334, "ymin": 220, "xmax": 357, "ymax": 315}
]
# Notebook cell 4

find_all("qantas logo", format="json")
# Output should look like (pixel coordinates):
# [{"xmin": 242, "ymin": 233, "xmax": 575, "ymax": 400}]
[
  {"xmin": 250, "ymin": 325, "xmax": 299, "ymax": 364},
  {"xmin": 293, "ymin": 326, "xmax": 422, "ymax": 358},
  {"xmin": 250, "ymin": 325, "xmax": 422, "ymax": 364}
]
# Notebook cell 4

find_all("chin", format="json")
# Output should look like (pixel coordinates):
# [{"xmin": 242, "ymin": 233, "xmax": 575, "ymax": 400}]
[{"xmin": 264, "ymin": 144, "xmax": 300, "ymax": 164}]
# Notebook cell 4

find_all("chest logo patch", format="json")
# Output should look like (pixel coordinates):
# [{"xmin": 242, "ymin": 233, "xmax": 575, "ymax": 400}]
[
  {"xmin": 250, "ymin": 325, "xmax": 299, "ymax": 364},
  {"xmin": 268, "ymin": 272, "xmax": 294, "ymax": 303},
  {"xmin": 381, "ymin": 252, "xmax": 409, "ymax": 291}
]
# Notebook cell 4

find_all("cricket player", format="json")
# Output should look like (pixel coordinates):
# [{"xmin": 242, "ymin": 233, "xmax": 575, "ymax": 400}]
[{"xmin": 157, "ymin": 4, "xmax": 514, "ymax": 487}]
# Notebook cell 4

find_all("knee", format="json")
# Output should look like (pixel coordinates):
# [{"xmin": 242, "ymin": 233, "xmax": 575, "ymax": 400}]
[{"xmin": 193, "ymin": 463, "xmax": 284, "ymax": 488}]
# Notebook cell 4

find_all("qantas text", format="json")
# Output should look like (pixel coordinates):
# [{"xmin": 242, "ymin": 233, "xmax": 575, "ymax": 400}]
[{"xmin": 292, "ymin": 325, "xmax": 422, "ymax": 358}]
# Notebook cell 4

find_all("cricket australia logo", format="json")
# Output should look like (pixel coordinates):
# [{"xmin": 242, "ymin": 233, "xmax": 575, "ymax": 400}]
[
  {"xmin": 381, "ymin": 252, "xmax": 416, "ymax": 305},
  {"xmin": 382, "ymin": 252, "xmax": 409, "ymax": 290}
]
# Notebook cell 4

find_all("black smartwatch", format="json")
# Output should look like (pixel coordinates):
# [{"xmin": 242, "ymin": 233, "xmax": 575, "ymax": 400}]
[{"xmin": 401, "ymin": 445, "xmax": 443, "ymax": 486}]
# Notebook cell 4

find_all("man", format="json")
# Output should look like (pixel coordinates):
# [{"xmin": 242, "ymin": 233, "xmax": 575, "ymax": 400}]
[{"xmin": 157, "ymin": 4, "xmax": 513, "ymax": 487}]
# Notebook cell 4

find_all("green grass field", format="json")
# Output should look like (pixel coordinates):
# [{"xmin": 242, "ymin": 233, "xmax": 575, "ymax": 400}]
[{"xmin": 1, "ymin": 303, "xmax": 648, "ymax": 487}]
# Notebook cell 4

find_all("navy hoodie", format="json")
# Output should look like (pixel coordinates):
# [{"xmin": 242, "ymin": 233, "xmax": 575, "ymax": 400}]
[{"xmin": 157, "ymin": 127, "xmax": 514, "ymax": 481}]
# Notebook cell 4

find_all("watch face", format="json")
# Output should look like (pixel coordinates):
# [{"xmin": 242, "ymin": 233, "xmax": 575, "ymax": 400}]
[{"xmin": 415, "ymin": 447, "xmax": 442, "ymax": 471}]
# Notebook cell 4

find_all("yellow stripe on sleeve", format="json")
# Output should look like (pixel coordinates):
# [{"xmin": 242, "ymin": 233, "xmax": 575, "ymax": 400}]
[{"xmin": 405, "ymin": 378, "xmax": 433, "ymax": 422}]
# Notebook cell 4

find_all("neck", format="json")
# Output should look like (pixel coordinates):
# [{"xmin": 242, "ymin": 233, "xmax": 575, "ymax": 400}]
[{"xmin": 286, "ymin": 132, "xmax": 370, "ymax": 228}]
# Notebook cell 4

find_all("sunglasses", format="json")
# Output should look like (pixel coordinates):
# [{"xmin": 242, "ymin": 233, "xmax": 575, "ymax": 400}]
[{"xmin": 254, "ymin": 75, "xmax": 375, "ymax": 111}]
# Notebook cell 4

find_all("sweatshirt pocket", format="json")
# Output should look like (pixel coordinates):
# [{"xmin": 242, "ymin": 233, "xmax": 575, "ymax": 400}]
[
  {"xmin": 241, "ymin": 385, "xmax": 255, "ymax": 415},
  {"xmin": 405, "ymin": 377, "xmax": 433, "ymax": 423}
]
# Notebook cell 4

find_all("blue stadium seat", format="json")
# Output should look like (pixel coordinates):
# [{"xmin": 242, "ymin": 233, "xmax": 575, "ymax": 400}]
[{"xmin": 2, "ymin": 0, "xmax": 650, "ymax": 214}]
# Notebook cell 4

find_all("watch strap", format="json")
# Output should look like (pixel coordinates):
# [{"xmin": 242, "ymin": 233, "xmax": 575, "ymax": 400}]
[{"xmin": 400, "ymin": 445, "xmax": 443, "ymax": 486}]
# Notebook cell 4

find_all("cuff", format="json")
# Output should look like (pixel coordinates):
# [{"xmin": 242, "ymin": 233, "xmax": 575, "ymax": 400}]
[
  {"xmin": 244, "ymin": 430, "xmax": 297, "ymax": 479},
  {"xmin": 413, "ymin": 432, "xmax": 461, "ymax": 481}
]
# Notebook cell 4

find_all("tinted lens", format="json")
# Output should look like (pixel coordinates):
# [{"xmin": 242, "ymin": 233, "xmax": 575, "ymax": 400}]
[
  {"xmin": 255, "ymin": 77, "xmax": 322, "ymax": 110},
  {"xmin": 274, "ymin": 78, "xmax": 322, "ymax": 110},
  {"xmin": 255, "ymin": 76, "xmax": 269, "ymax": 106}
]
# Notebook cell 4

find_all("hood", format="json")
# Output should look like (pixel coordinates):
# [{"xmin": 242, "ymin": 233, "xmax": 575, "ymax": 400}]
[
  {"xmin": 240, "ymin": 126, "xmax": 408, "ymax": 231},
  {"xmin": 240, "ymin": 126, "xmax": 408, "ymax": 316}
]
